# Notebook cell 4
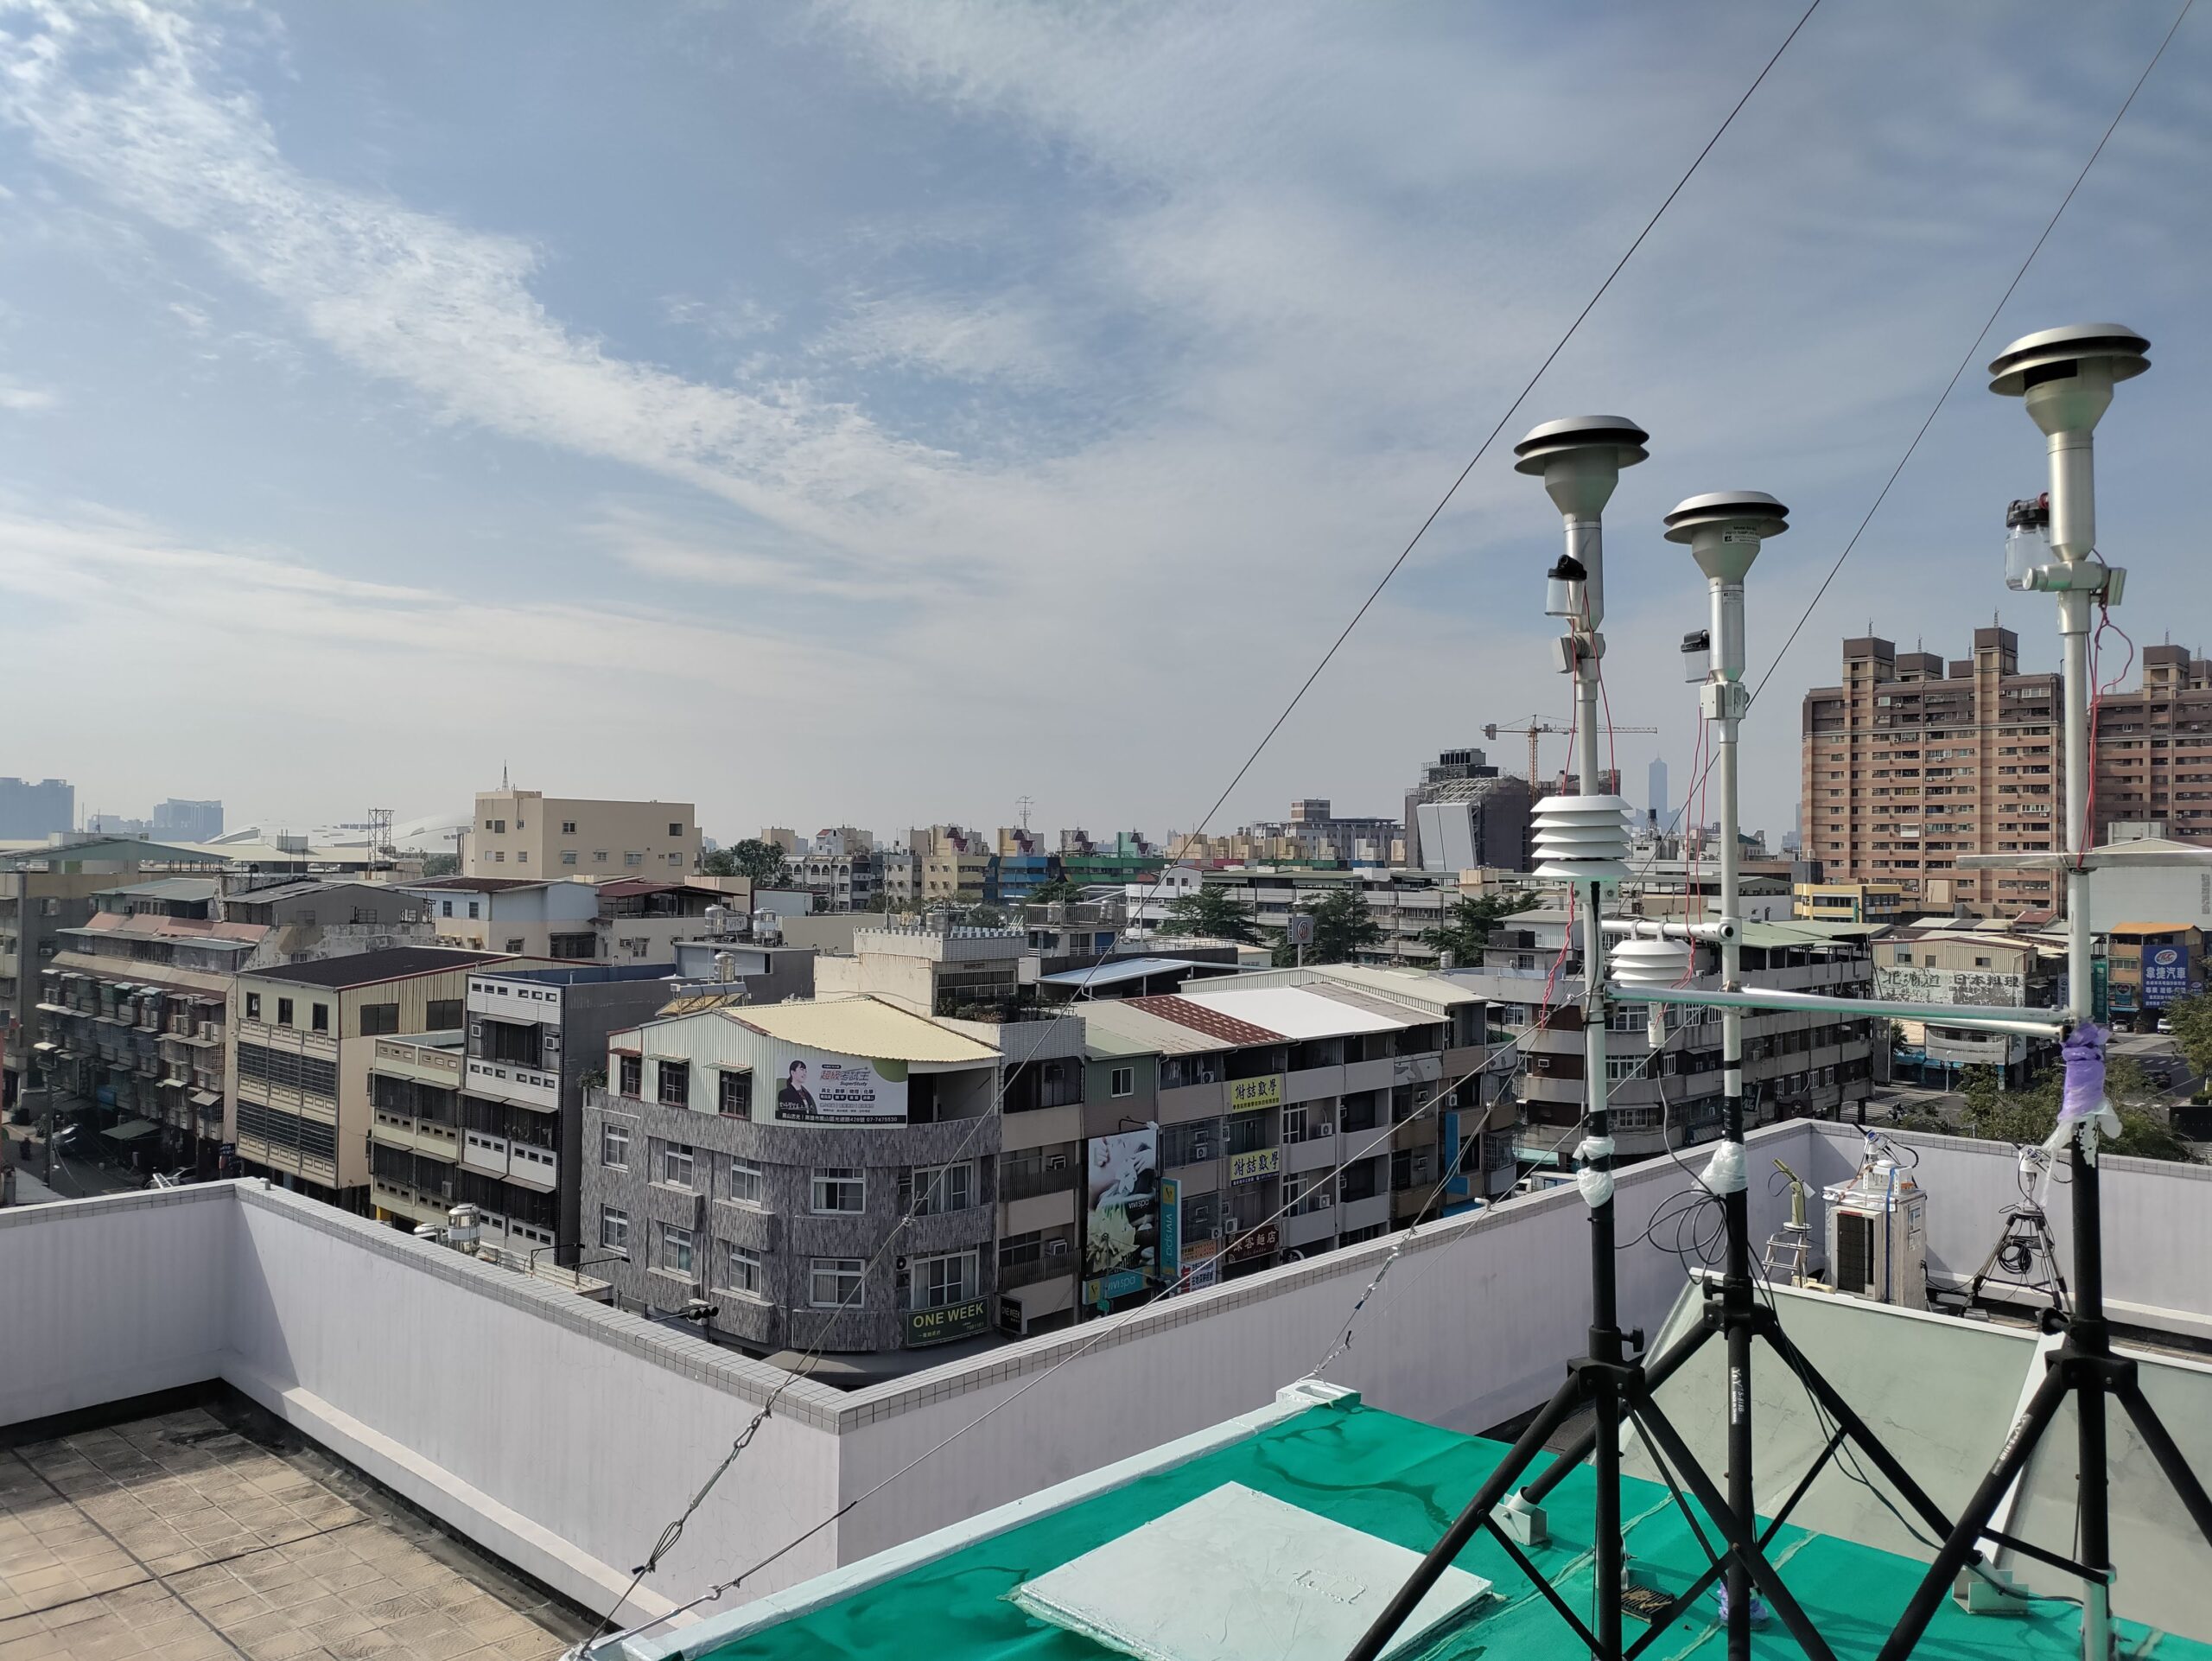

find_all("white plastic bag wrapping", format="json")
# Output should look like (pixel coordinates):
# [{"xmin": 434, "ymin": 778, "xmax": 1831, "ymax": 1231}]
[{"xmin": 1574, "ymin": 1136, "xmax": 1615, "ymax": 1208}]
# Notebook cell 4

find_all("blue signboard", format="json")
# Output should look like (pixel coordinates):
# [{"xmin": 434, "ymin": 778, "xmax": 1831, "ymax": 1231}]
[{"xmin": 2143, "ymin": 940, "xmax": 2196, "ymax": 1009}]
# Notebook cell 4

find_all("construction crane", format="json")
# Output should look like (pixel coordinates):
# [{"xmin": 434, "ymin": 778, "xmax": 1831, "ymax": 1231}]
[{"xmin": 1484, "ymin": 717, "xmax": 1657, "ymax": 792}]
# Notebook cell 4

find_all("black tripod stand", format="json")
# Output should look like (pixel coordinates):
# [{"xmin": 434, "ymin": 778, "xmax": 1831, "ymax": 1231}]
[
  {"xmin": 1870, "ymin": 1137, "xmax": 2212, "ymax": 1661},
  {"xmin": 1345, "ymin": 1067, "xmax": 1965, "ymax": 1661}
]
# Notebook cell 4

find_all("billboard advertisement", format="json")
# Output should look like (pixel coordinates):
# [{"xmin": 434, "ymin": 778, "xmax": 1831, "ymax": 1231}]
[
  {"xmin": 1084, "ymin": 1123, "xmax": 1161, "ymax": 1305},
  {"xmin": 767, "ymin": 1047, "xmax": 907, "ymax": 1125},
  {"xmin": 2142, "ymin": 940, "xmax": 2196, "ymax": 1009}
]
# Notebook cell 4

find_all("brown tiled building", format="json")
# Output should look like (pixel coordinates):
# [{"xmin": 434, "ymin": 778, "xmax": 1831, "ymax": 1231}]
[{"xmin": 1802, "ymin": 630, "xmax": 2212, "ymax": 919}]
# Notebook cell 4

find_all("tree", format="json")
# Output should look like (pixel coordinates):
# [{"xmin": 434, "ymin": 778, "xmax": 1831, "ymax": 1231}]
[
  {"xmin": 1419, "ymin": 894, "xmax": 1522, "ymax": 966},
  {"xmin": 2163, "ymin": 990, "xmax": 2212, "ymax": 1082},
  {"xmin": 1159, "ymin": 886, "xmax": 1262, "ymax": 944},
  {"xmin": 1025, "ymin": 874, "xmax": 1085, "ymax": 907},
  {"xmin": 1274, "ymin": 888, "xmax": 1384, "ymax": 967},
  {"xmin": 963, "ymin": 904, "xmax": 1008, "ymax": 928},
  {"xmin": 702, "ymin": 839, "xmax": 789, "ymax": 884},
  {"xmin": 1948, "ymin": 1055, "xmax": 2191, "ymax": 1161},
  {"xmin": 416, "ymin": 851, "xmax": 459, "ymax": 878}
]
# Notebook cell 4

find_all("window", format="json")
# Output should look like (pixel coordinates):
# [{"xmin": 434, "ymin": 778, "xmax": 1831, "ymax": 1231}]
[
  {"xmin": 912, "ymin": 1250, "xmax": 976, "ymax": 1311},
  {"xmin": 620, "ymin": 1054, "xmax": 642, "ymax": 1098},
  {"xmin": 276, "ymin": 997, "xmax": 294, "ymax": 1027},
  {"xmin": 660, "ymin": 1224, "xmax": 694, "ymax": 1276},
  {"xmin": 625, "ymin": 851, "xmax": 645, "ymax": 868},
  {"xmin": 594, "ymin": 851, "xmax": 608, "ymax": 864},
  {"xmin": 728, "ymin": 1160, "xmax": 763, "ymax": 1206},
  {"xmin": 425, "ymin": 997, "xmax": 462, "ymax": 1030},
  {"xmin": 601, "ymin": 1123, "xmax": 630, "ymax": 1168},
  {"xmin": 811, "ymin": 1167, "xmax": 864, "ymax": 1214},
  {"xmin": 600, "ymin": 1206, "xmax": 630, "ymax": 1255},
  {"xmin": 1110, "ymin": 1066, "xmax": 1135, "ymax": 1098},
  {"xmin": 245, "ymin": 993, "xmax": 261, "ymax": 1021},
  {"xmin": 657, "ymin": 1060, "xmax": 690, "ymax": 1108},
  {"xmin": 310, "ymin": 1003, "xmax": 329, "ymax": 1034},
  {"xmin": 810, "ymin": 1257, "xmax": 864, "ymax": 1309},
  {"xmin": 721, "ymin": 1243, "xmax": 762, "ymax": 1298},
  {"xmin": 562, "ymin": 821, "xmax": 577, "ymax": 835},
  {"xmin": 441, "ymin": 900, "xmax": 454, "ymax": 918},
  {"xmin": 717, "ymin": 1069, "xmax": 753, "ymax": 1117},
  {"xmin": 493, "ymin": 852, "xmax": 505, "ymax": 863},
  {"xmin": 517, "ymin": 852, "xmax": 529, "ymax": 865},
  {"xmin": 359, "ymin": 1002, "xmax": 399, "ymax": 1037},
  {"xmin": 467, "ymin": 901, "xmax": 481, "ymax": 920},
  {"xmin": 561, "ymin": 851, "xmax": 577, "ymax": 866},
  {"xmin": 669, "ymin": 822, "xmax": 683, "ymax": 837},
  {"xmin": 911, "ymin": 1161, "xmax": 972, "ymax": 1216},
  {"xmin": 504, "ymin": 938, "xmax": 525, "ymax": 952},
  {"xmin": 662, "ymin": 1142, "xmax": 696, "ymax": 1188}
]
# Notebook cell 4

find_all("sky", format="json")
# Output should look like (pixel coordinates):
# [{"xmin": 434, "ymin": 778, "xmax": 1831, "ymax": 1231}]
[{"xmin": 0, "ymin": 2, "xmax": 2206, "ymax": 849}]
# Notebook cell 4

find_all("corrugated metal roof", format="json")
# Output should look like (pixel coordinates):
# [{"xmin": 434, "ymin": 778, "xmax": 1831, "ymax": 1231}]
[
  {"xmin": 108, "ymin": 876, "xmax": 221, "ymax": 901},
  {"xmin": 727, "ymin": 996, "xmax": 999, "ymax": 1064},
  {"xmin": 1071, "ymin": 1000, "xmax": 1230, "ymax": 1058},
  {"xmin": 1174, "ymin": 984, "xmax": 1411, "ymax": 1040},
  {"xmin": 1038, "ymin": 958, "xmax": 1222, "ymax": 990},
  {"xmin": 1740, "ymin": 921, "xmax": 1880, "ymax": 948},
  {"xmin": 1120, "ymin": 995, "xmax": 1285, "ymax": 1047}
]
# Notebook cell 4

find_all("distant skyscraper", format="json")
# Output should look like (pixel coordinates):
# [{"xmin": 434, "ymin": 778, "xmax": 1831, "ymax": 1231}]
[
  {"xmin": 0, "ymin": 778, "xmax": 74, "ymax": 840},
  {"xmin": 152, "ymin": 799, "xmax": 225, "ymax": 842},
  {"xmin": 1648, "ymin": 758, "xmax": 1669, "ymax": 828}
]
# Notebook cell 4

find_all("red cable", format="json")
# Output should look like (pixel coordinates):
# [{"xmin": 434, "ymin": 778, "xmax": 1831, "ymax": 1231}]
[{"xmin": 2078, "ymin": 604, "xmax": 2136, "ymax": 870}]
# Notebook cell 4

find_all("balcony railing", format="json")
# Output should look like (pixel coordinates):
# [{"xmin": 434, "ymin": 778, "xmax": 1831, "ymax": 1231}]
[{"xmin": 999, "ymin": 1161, "xmax": 1078, "ymax": 1203}]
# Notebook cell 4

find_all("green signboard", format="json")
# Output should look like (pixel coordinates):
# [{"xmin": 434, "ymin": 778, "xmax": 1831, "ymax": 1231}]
[{"xmin": 906, "ymin": 1297, "xmax": 990, "ymax": 1348}]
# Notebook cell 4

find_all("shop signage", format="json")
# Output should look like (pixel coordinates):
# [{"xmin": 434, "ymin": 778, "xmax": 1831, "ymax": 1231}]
[
  {"xmin": 1229, "ymin": 1074, "xmax": 1283, "ymax": 1113},
  {"xmin": 1229, "ymin": 1146, "xmax": 1281, "ymax": 1183},
  {"xmin": 1224, "ymin": 1223, "xmax": 1280, "ymax": 1263},
  {"xmin": 906, "ymin": 1297, "xmax": 990, "ymax": 1348}
]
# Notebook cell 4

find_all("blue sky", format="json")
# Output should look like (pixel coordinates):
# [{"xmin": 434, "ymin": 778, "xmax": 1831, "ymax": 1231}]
[{"xmin": 0, "ymin": 2, "xmax": 2205, "ymax": 846}]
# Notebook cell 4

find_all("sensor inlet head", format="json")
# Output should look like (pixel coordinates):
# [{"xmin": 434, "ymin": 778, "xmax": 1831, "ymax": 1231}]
[
  {"xmin": 1663, "ymin": 491, "xmax": 1789, "ymax": 584},
  {"xmin": 1987, "ymin": 323, "xmax": 2149, "ymax": 404},
  {"xmin": 1514, "ymin": 416, "xmax": 1649, "ymax": 519}
]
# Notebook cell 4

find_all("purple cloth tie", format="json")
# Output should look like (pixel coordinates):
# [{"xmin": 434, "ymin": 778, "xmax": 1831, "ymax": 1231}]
[{"xmin": 2060, "ymin": 1022, "xmax": 2107, "ymax": 1126}]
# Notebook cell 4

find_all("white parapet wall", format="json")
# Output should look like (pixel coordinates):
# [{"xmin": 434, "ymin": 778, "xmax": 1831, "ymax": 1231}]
[{"xmin": 2, "ymin": 1123, "xmax": 2207, "ymax": 1630}]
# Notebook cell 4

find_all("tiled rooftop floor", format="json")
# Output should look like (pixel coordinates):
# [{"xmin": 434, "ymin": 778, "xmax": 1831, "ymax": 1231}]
[{"xmin": 0, "ymin": 1393, "xmax": 589, "ymax": 1661}]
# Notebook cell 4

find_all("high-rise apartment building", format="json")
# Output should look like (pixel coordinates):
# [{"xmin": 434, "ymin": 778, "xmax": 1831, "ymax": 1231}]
[
  {"xmin": 1802, "ymin": 630, "xmax": 2212, "ymax": 919},
  {"xmin": 1801, "ymin": 630, "xmax": 2060, "ymax": 917},
  {"xmin": 1649, "ymin": 757, "xmax": 1669, "ymax": 829},
  {"xmin": 0, "ymin": 777, "xmax": 73, "ymax": 840}
]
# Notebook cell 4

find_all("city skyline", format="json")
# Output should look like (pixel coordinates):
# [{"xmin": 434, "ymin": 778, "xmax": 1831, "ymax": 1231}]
[{"xmin": 1, "ymin": 5, "xmax": 2207, "ymax": 841}]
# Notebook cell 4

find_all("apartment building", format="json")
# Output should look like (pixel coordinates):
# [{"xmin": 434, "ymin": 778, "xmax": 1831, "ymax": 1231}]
[
  {"xmin": 367, "ymin": 962, "xmax": 671, "ymax": 1257},
  {"xmin": 1157, "ymin": 867, "xmax": 1453, "ymax": 965},
  {"xmin": 1456, "ymin": 913, "xmax": 1878, "ymax": 1165},
  {"xmin": 2107, "ymin": 922, "xmax": 2204, "ymax": 1030},
  {"xmin": 1797, "ymin": 628, "xmax": 2212, "ymax": 920},
  {"xmin": 1793, "ymin": 881, "xmax": 1908, "ymax": 924},
  {"xmin": 152, "ymin": 798, "xmax": 224, "ymax": 840},
  {"xmin": 787, "ymin": 828, "xmax": 883, "ymax": 913},
  {"xmin": 231, "ymin": 946, "xmax": 513, "ymax": 1207},
  {"xmin": 35, "ymin": 875, "xmax": 435, "ymax": 1173},
  {"xmin": 815, "ymin": 919, "xmax": 1040, "ymax": 1021},
  {"xmin": 464, "ymin": 788, "xmax": 699, "ymax": 878},
  {"xmin": 1071, "ymin": 969, "xmax": 1500, "ymax": 1306},
  {"xmin": 584, "ymin": 995, "xmax": 1011, "ymax": 1361},
  {"xmin": 1873, "ymin": 919, "xmax": 2061, "ymax": 1085},
  {"xmin": 408, "ymin": 875, "xmax": 601, "ymax": 958}
]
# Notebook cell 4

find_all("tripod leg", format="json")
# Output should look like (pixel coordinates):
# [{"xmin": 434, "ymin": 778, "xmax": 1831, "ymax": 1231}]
[
  {"xmin": 1521, "ymin": 1321, "xmax": 1712, "ymax": 1505},
  {"xmin": 1344, "ymin": 1376, "xmax": 1584, "ymax": 1661},
  {"xmin": 1633, "ymin": 1397, "xmax": 1837, "ymax": 1661},
  {"xmin": 1758, "ymin": 1322, "xmax": 1956, "ymax": 1541},
  {"xmin": 2115, "ymin": 1379, "xmax": 2212, "ymax": 1548},
  {"xmin": 1872, "ymin": 1365, "xmax": 2071, "ymax": 1661}
]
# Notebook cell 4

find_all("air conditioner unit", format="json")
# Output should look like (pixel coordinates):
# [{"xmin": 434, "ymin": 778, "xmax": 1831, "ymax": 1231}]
[
  {"xmin": 1192, "ymin": 1142, "xmax": 1214, "ymax": 1161},
  {"xmin": 1045, "ymin": 1238, "xmax": 1070, "ymax": 1258},
  {"xmin": 1045, "ymin": 1153, "xmax": 1069, "ymax": 1171},
  {"xmin": 1823, "ymin": 1152, "xmax": 1929, "ymax": 1311},
  {"xmin": 1315, "ymin": 1123, "xmax": 1334, "ymax": 1136}
]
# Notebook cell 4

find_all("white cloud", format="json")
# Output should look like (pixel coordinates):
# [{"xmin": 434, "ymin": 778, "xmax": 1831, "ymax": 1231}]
[{"xmin": 0, "ymin": 379, "xmax": 54, "ymax": 410}]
